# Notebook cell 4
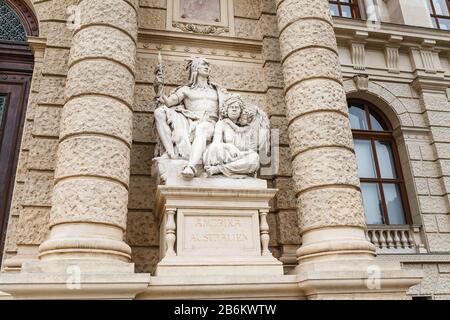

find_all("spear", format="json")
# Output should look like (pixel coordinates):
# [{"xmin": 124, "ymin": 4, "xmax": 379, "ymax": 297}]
[{"xmin": 153, "ymin": 51, "xmax": 165, "ymax": 105}]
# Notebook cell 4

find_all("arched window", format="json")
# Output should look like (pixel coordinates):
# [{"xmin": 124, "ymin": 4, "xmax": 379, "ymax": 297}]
[
  {"xmin": 329, "ymin": 0, "xmax": 361, "ymax": 19},
  {"xmin": 348, "ymin": 99, "xmax": 411, "ymax": 226}
]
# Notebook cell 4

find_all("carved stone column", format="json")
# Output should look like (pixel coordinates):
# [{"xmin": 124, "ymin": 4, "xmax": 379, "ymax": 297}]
[
  {"xmin": 37, "ymin": 0, "xmax": 138, "ymax": 264},
  {"xmin": 275, "ymin": 0, "xmax": 376, "ymax": 266}
]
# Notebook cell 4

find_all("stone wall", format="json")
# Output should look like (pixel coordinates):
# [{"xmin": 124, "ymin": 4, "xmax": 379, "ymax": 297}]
[{"xmin": 1, "ymin": 1, "xmax": 450, "ymax": 298}]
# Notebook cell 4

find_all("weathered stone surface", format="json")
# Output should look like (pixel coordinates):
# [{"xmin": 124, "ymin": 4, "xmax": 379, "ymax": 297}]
[
  {"xmin": 136, "ymin": 57, "xmax": 266, "ymax": 92},
  {"xmin": 274, "ymin": 177, "xmax": 296, "ymax": 209},
  {"xmin": 128, "ymin": 175, "xmax": 156, "ymax": 210},
  {"xmin": 260, "ymin": 14, "xmax": 279, "ymax": 37},
  {"xmin": 71, "ymin": 26, "xmax": 137, "ymax": 73},
  {"xmin": 35, "ymin": 0, "xmax": 77, "ymax": 21},
  {"xmin": 421, "ymin": 92, "xmax": 449, "ymax": 112},
  {"xmin": 285, "ymin": 79, "xmax": 348, "ymax": 121},
  {"xmin": 66, "ymin": 60, "xmax": 135, "ymax": 106},
  {"xmin": 298, "ymin": 187, "xmax": 366, "ymax": 231},
  {"xmin": 266, "ymin": 88, "xmax": 286, "ymax": 116},
  {"xmin": 60, "ymin": 96, "xmax": 133, "ymax": 144},
  {"xmin": 263, "ymin": 37, "xmax": 281, "ymax": 62},
  {"xmin": 422, "ymin": 214, "xmax": 438, "ymax": 233},
  {"xmin": 42, "ymin": 48, "xmax": 70, "ymax": 75},
  {"xmin": 436, "ymin": 214, "xmax": 450, "ymax": 233},
  {"xmin": 267, "ymin": 212, "xmax": 278, "ymax": 246},
  {"xmin": 277, "ymin": 210, "xmax": 301, "ymax": 244},
  {"xmin": 428, "ymin": 234, "xmax": 450, "ymax": 252},
  {"xmin": 37, "ymin": 76, "xmax": 66, "ymax": 105},
  {"xmin": 134, "ymin": 84, "xmax": 155, "ymax": 112},
  {"xmin": 33, "ymin": 106, "xmax": 62, "ymax": 137},
  {"xmin": 138, "ymin": 7, "xmax": 166, "ymax": 30},
  {"xmin": 282, "ymin": 48, "xmax": 341, "ymax": 89},
  {"xmin": 22, "ymin": 171, "xmax": 54, "ymax": 207},
  {"xmin": 16, "ymin": 208, "xmax": 50, "ymax": 245},
  {"xmin": 133, "ymin": 113, "xmax": 157, "ymax": 143},
  {"xmin": 50, "ymin": 178, "xmax": 129, "ymax": 229},
  {"xmin": 277, "ymin": 0, "xmax": 331, "ymax": 32},
  {"xmin": 78, "ymin": 0, "xmax": 138, "ymax": 39},
  {"xmin": 419, "ymin": 196, "xmax": 449, "ymax": 214},
  {"xmin": 234, "ymin": 0, "xmax": 261, "ymax": 19},
  {"xmin": 131, "ymin": 246, "xmax": 159, "ymax": 273},
  {"xmin": 270, "ymin": 116, "xmax": 289, "ymax": 145},
  {"xmin": 279, "ymin": 19, "xmax": 337, "ymax": 60},
  {"xmin": 130, "ymin": 144, "xmax": 154, "ymax": 175},
  {"xmin": 55, "ymin": 136, "xmax": 131, "ymax": 185},
  {"xmin": 28, "ymin": 138, "xmax": 58, "ymax": 171},
  {"xmin": 264, "ymin": 62, "xmax": 284, "ymax": 88},
  {"xmin": 39, "ymin": 21, "xmax": 73, "ymax": 47},
  {"xmin": 278, "ymin": 146, "xmax": 293, "ymax": 176},
  {"xmin": 126, "ymin": 211, "xmax": 159, "ymax": 246},
  {"xmin": 139, "ymin": 0, "xmax": 166, "ymax": 8},
  {"xmin": 235, "ymin": 18, "xmax": 261, "ymax": 40},
  {"xmin": 292, "ymin": 147, "xmax": 360, "ymax": 192},
  {"xmin": 288, "ymin": 112, "xmax": 353, "ymax": 155}
]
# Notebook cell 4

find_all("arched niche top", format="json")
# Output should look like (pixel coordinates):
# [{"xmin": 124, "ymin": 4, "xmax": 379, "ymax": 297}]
[
  {"xmin": 0, "ymin": 0, "xmax": 39, "ymax": 41},
  {"xmin": 344, "ymin": 78, "xmax": 414, "ymax": 131}
]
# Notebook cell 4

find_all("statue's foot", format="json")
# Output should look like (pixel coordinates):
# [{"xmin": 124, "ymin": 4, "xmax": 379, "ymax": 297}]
[
  {"xmin": 181, "ymin": 166, "xmax": 196, "ymax": 180},
  {"xmin": 205, "ymin": 165, "xmax": 220, "ymax": 177}
]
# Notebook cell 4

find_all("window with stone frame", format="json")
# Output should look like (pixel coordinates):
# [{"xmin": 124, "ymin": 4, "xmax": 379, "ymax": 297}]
[
  {"xmin": 348, "ymin": 99, "xmax": 412, "ymax": 226},
  {"xmin": 427, "ymin": 0, "xmax": 450, "ymax": 30},
  {"xmin": 329, "ymin": 0, "xmax": 361, "ymax": 19}
]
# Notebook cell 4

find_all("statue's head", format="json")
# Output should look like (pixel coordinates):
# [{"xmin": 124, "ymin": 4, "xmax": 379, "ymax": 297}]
[
  {"xmin": 221, "ymin": 94, "xmax": 244, "ymax": 122},
  {"xmin": 186, "ymin": 57, "xmax": 211, "ymax": 87}
]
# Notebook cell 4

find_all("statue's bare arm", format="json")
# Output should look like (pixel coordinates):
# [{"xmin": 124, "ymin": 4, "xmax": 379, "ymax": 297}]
[{"xmin": 162, "ymin": 87, "xmax": 188, "ymax": 107}]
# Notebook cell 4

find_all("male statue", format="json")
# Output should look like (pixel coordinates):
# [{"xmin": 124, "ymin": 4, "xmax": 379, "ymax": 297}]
[{"xmin": 154, "ymin": 57, "xmax": 226, "ymax": 179}]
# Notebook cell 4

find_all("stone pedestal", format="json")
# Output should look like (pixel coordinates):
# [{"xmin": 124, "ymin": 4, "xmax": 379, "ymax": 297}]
[{"xmin": 153, "ymin": 159, "xmax": 283, "ymax": 277}]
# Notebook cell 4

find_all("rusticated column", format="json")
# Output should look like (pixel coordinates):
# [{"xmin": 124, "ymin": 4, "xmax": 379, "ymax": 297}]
[
  {"xmin": 38, "ymin": 0, "xmax": 138, "ymax": 262},
  {"xmin": 275, "ymin": 0, "xmax": 376, "ymax": 266}
]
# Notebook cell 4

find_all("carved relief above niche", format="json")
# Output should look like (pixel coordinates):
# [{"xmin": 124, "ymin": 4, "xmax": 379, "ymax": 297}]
[{"xmin": 167, "ymin": 0, "xmax": 235, "ymax": 36}]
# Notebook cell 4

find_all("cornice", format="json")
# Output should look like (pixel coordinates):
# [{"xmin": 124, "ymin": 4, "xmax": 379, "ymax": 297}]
[
  {"xmin": 334, "ymin": 18, "xmax": 450, "ymax": 51},
  {"xmin": 138, "ymin": 29, "xmax": 262, "ymax": 54}
]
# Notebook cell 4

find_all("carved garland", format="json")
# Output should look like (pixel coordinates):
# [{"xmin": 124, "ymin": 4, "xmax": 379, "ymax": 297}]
[{"xmin": 172, "ymin": 21, "xmax": 229, "ymax": 35}]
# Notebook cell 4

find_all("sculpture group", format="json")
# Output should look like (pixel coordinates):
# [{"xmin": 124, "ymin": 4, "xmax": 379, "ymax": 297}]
[{"xmin": 153, "ymin": 56, "xmax": 270, "ymax": 180}]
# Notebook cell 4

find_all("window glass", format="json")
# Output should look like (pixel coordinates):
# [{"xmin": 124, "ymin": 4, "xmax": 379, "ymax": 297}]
[
  {"xmin": 361, "ymin": 183, "xmax": 384, "ymax": 225},
  {"xmin": 369, "ymin": 112, "xmax": 387, "ymax": 131},
  {"xmin": 375, "ymin": 141, "xmax": 397, "ymax": 179},
  {"xmin": 383, "ymin": 184, "xmax": 406, "ymax": 225},
  {"xmin": 330, "ymin": 4, "xmax": 339, "ymax": 16},
  {"xmin": 354, "ymin": 140, "xmax": 377, "ymax": 178},
  {"xmin": 433, "ymin": 0, "xmax": 450, "ymax": 15},
  {"xmin": 341, "ymin": 5, "xmax": 352, "ymax": 18},
  {"xmin": 438, "ymin": 18, "xmax": 450, "ymax": 29},
  {"xmin": 349, "ymin": 105, "xmax": 368, "ymax": 130}
]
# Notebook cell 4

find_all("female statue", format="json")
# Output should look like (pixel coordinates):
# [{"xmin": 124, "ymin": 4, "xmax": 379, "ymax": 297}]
[{"xmin": 203, "ymin": 94, "xmax": 270, "ymax": 178}]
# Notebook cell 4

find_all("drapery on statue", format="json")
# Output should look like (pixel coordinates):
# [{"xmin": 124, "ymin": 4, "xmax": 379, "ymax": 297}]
[
  {"xmin": 153, "ymin": 55, "xmax": 270, "ymax": 180},
  {"xmin": 203, "ymin": 94, "xmax": 270, "ymax": 178},
  {"xmin": 153, "ymin": 55, "xmax": 227, "ymax": 179}
]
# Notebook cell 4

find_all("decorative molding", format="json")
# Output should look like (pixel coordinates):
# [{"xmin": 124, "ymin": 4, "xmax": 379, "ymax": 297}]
[
  {"xmin": 353, "ymin": 74, "xmax": 369, "ymax": 91},
  {"xmin": 172, "ymin": 21, "xmax": 229, "ymax": 35},
  {"xmin": 350, "ymin": 41, "xmax": 366, "ymax": 71},
  {"xmin": 385, "ymin": 46, "xmax": 400, "ymax": 73}
]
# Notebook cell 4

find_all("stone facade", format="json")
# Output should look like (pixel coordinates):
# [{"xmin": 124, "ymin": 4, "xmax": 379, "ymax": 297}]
[{"xmin": 0, "ymin": 0, "xmax": 449, "ymax": 299}]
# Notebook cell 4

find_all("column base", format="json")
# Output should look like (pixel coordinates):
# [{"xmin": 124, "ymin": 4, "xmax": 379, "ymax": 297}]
[
  {"xmin": 0, "ymin": 259, "xmax": 150, "ymax": 299},
  {"xmin": 293, "ymin": 259, "xmax": 423, "ymax": 300}
]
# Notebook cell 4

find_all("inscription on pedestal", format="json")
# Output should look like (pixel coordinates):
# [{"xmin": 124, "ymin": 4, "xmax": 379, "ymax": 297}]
[{"xmin": 180, "ymin": 211, "xmax": 260, "ymax": 256}]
